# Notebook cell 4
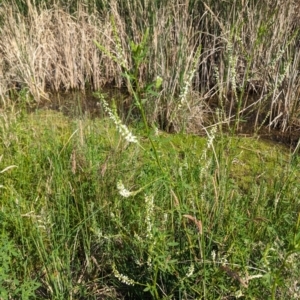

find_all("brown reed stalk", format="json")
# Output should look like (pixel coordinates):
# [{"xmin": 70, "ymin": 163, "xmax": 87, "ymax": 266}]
[{"xmin": 0, "ymin": 0, "xmax": 299, "ymax": 132}]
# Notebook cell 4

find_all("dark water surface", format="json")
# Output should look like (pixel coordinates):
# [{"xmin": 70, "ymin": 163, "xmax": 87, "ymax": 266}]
[{"xmin": 32, "ymin": 90, "xmax": 300, "ymax": 151}]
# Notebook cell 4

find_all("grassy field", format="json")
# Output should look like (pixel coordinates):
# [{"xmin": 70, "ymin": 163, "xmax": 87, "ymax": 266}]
[
  {"xmin": 0, "ymin": 105, "xmax": 299, "ymax": 299},
  {"xmin": 0, "ymin": 0, "xmax": 300, "ymax": 299}
]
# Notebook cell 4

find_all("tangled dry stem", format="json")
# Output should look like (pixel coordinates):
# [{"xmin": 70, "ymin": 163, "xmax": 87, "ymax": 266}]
[{"xmin": 0, "ymin": 0, "xmax": 299, "ymax": 132}]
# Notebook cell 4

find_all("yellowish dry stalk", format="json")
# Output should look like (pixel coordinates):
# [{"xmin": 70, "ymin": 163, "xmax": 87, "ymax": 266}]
[
  {"xmin": 0, "ymin": 0, "xmax": 299, "ymax": 132},
  {"xmin": 0, "ymin": 1, "xmax": 112, "ymax": 99}
]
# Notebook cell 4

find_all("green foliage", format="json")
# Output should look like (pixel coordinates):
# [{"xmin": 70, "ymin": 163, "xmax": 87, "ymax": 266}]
[
  {"xmin": 0, "ymin": 233, "xmax": 40, "ymax": 299},
  {"xmin": 0, "ymin": 107, "xmax": 299, "ymax": 299},
  {"xmin": 94, "ymin": 27, "xmax": 300, "ymax": 295},
  {"xmin": 0, "ymin": 0, "xmax": 300, "ymax": 299}
]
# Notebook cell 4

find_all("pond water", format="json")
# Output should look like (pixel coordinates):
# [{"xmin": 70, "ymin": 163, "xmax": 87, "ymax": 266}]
[{"xmin": 30, "ymin": 90, "xmax": 300, "ymax": 152}]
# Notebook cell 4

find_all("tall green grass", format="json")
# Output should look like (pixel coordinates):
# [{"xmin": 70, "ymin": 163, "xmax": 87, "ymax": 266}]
[{"xmin": 0, "ymin": 100, "xmax": 299, "ymax": 299}]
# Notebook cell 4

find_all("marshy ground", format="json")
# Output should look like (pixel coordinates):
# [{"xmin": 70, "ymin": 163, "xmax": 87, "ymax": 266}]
[{"xmin": 0, "ymin": 0, "xmax": 300, "ymax": 299}]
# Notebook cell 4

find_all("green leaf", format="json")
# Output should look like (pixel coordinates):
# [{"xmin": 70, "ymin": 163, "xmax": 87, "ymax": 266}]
[
  {"xmin": 143, "ymin": 284, "xmax": 152, "ymax": 292},
  {"xmin": 148, "ymin": 90, "xmax": 160, "ymax": 96},
  {"xmin": 167, "ymin": 242, "xmax": 179, "ymax": 247}
]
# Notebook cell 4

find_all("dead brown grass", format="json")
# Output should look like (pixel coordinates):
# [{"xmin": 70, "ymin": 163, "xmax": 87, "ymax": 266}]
[
  {"xmin": 0, "ymin": 0, "xmax": 299, "ymax": 133},
  {"xmin": 0, "ymin": 1, "xmax": 118, "ymax": 100},
  {"xmin": 199, "ymin": 0, "xmax": 300, "ymax": 132}
]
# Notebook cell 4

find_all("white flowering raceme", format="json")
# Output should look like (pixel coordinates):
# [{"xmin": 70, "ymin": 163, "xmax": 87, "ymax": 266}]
[
  {"xmin": 118, "ymin": 124, "xmax": 138, "ymax": 143},
  {"xmin": 112, "ymin": 264, "xmax": 135, "ymax": 286},
  {"xmin": 179, "ymin": 69, "xmax": 194, "ymax": 108},
  {"xmin": 178, "ymin": 46, "xmax": 201, "ymax": 109},
  {"xmin": 207, "ymin": 126, "xmax": 217, "ymax": 149},
  {"xmin": 211, "ymin": 250, "xmax": 216, "ymax": 265},
  {"xmin": 186, "ymin": 263, "xmax": 194, "ymax": 277},
  {"xmin": 145, "ymin": 194, "xmax": 154, "ymax": 239},
  {"xmin": 116, "ymin": 180, "xmax": 143, "ymax": 198},
  {"xmin": 147, "ymin": 255, "xmax": 152, "ymax": 268},
  {"xmin": 117, "ymin": 181, "xmax": 134, "ymax": 198},
  {"xmin": 96, "ymin": 93, "xmax": 138, "ymax": 144}
]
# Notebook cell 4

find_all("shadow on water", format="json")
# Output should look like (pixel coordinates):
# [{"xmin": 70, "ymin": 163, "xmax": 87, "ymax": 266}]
[
  {"xmin": 30, "ymin": 89, "xmax": 300, "ymax": 151},
  {"xmin": 34, "ymin": 89, "xmax": 128, "ymax": 119}
]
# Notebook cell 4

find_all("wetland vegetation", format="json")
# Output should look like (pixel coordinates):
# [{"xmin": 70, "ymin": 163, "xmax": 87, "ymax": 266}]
[{"xmin": 0, "ymin": 0, "xmax": 300, "ymax": 299}]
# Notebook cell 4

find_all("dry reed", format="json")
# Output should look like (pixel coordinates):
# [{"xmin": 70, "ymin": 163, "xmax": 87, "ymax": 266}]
[{"xmin": 0, "ymin": 0, "xmax": 299, "ymax": 132}]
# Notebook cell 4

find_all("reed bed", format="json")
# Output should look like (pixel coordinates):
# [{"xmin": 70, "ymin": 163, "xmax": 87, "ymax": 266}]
[{"xmin": 1, "ymin": 0, "xmax": 300, "ymax": 132}]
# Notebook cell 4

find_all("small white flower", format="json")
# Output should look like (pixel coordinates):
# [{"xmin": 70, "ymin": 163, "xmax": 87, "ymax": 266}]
[
  {"xmin": 117, "ymin": 181, "xmax": 134, "ymax": 198},
  {"xmin": 186, "ymin": 263, "xmax": 194, "ymax": 277},
  {"xmin": 235, "ymin": 290, "xmax": 243, "ymax": 298},
  {"xmin": 207, "ymin": 126, "xmax": 216, "ymax": 149},
  {"xmin": 211, "ymin": 250, "xmax": 216, "ymax": 264},
  {"xmin": 112, "ymin": 264, "xmax": 135, "ymax": 286},
  {"xmin": 147, "ymin": 255, "xmax": 152, "ymax": 268},
  {"xmin": 96, "ymin": 93, "xmax": 138, "ymax": 144},
  {"xmin": 145, "ymin": 195, "xmax": 154, "ymax": 239}
]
